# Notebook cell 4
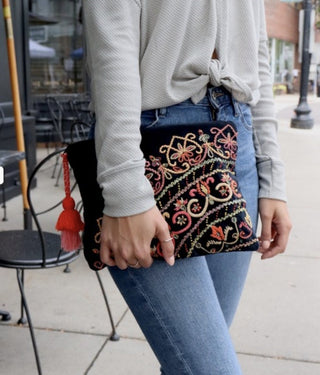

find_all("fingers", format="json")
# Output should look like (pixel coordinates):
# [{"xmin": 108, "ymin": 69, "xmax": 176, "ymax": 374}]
[
  {"xmin": 258, "ymin": 206, "xmax": 274, "ymax": 257},
  {"xmin": 99, "ymin": 216, "xmax": 138, "ymax": 270},
  {"xmin": 155, "ymin": 226, "xmax": 175, "ymax": 266},
  {"xmin": 259, "ymin": 224, "xmax": 290, "ymax": 260},
  {"xmin": 99, "ymin": 206, "xmax": 176, "ymax": 269},
  {"xmin": 100, "ymin": 238, "xmax": 151, "ymax": 270},
  {"xmin": 99, "ymin": 245, "xmax": 117, "ymax": 267},
  {"xmin": 118, "ymin": 233, "xmax": 153, "ymax": 268},
  {"xmin": 258, "ymin": 199, "xmax": 292, "ymax": 260},
  {"xmin": 159, "ymin": 237, "xmax": 175, "ymax": 266},
  {"xmin": 99, "ymin": 208, "xmax": 173, "ymax": 270}
]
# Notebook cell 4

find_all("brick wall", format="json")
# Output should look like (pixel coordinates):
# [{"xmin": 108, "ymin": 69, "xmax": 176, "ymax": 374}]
[{"xmin": 264, "ymin": 0, "xmax": 299, "ymax": 43}]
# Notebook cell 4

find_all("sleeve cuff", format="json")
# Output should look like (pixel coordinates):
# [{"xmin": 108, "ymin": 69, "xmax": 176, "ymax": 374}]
[
  {"xmin": 98, "ymin": 160, "xmax": 156, "ymax": 217},
  {"xmin": 257, "ymin": 159, "xmax": 287, "ymax": 202}
]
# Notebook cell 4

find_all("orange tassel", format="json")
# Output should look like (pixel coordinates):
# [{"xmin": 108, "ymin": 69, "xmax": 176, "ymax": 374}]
[{"xmin": 56, "ymin": 153, "xmax": 84, "ymax": 251}]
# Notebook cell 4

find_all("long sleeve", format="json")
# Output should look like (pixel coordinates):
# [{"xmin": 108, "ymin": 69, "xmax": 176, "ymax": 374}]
[
  {"xmin": 83, "ymin": 0, "xmax": 287, "ymax": 215},
  {"xmin": 83, "ymin": 0, "xmax": 155, "ymax": 217},
  {"xmin": 250, "ymin": 1, "xmax": 287, "ymax": 202}
]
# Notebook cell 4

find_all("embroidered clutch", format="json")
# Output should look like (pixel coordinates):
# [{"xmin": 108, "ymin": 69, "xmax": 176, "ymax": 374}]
[{"xmin": 66, "ymin": 121, "xmax": 259, "ymax": 271}]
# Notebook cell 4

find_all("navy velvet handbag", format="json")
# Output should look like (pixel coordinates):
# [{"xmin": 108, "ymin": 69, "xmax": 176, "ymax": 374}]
[{"xmin": 66, "ymin": 121, "xmax": 259, "ymax": 271}]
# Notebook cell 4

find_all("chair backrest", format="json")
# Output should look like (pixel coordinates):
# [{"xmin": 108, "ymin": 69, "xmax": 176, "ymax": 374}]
[
  {"xmin": 46, "ymin": 96, "xmax": 63, "ymax": 122},
  {"xmin": 26, "ymin": 147, "xmax": 81, "ymax": 267},
  {"xmin": 46, "ymin": 97, "xmax": 91, "ymax": 144},
  {"xmin": 46, "ymin": 96, "xmax": 64, "ymax": 143},
  {"xmin": 70, "ymin": 120, "xmax": 91, "ymax": 143},
  {"xmin": 33, "ymin": 98, "xmax": 52, "ymax": 121},
  {"xmin": 69, "ymin": 99, "xmax": 94, "ymax": 125}
]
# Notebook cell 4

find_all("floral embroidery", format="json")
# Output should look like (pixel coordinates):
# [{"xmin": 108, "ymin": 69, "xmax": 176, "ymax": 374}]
[
  {"xmin": 176, "ymin": 215, "xmax": 187, "ymax": 226},
  {"xmin": 210, "ymin": 226, "xmax": 225, "ymax": 241},
  {"xmin": 150, "ymin": 155, "xmax": 161, "ymax": 167},
  {"xmin": 191, "ymin": 202, "xmax": 202, "ymax": 213},
  {"xmin": 210, "ymin": 124, "xmax": 238, "ymax": 160},
  {"xmin": 171, "ymin": 142, "xmax": 196, "ymax": 162},
  {"xmin": 143, "ymin": 123, "xmax": 259, "ymax": 258},
  {"xmin": 218, "ymin": 185, "xmax": 229, "ymax": 197},
  {"xmin": 174, "ymin": 198, "xmax": 187, "ymax": 211},
  {"xmin": 218, "ymin": 131, "xmax": 237, "ymax": 154},
  {"xmin": 87, "ymin": 122, "xmax": 259, "ymax": 269},
  {"xmin": 221, "ymin": 173, "xmax": 232, "ymax": 184}
]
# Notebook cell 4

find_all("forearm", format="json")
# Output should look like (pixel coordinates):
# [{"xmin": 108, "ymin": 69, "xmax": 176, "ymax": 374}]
[
  {"xmin": 83, "ymin": 0, "xmax": 155, "ymax": 217},
  {"xmin": 251, "ymin": 13, "xmax": 287, "ymax": 202}
]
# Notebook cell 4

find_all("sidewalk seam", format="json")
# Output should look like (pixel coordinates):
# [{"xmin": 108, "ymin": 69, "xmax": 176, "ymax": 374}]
[
  {"xmin": 237, "ymin": 351, "xmax": 320, "ymax": 365},
  {"xmin": 84, "ymin": 307, "xmax": 130, "ymax": 374}
]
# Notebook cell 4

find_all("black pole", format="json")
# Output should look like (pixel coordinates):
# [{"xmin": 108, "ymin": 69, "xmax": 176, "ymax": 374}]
[{"xmin": 291, "ymin": 0, "xmax": 314, "ymax": 129}]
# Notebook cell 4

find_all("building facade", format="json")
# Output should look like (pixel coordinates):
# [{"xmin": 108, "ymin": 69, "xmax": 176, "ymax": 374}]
[
  {"xmin": 265, "ymin": 0, "xmax": 320, "ymax": 94},
  {"xmin": 265, "ymin": 0, "xmax": 299, "ymax": 91}
]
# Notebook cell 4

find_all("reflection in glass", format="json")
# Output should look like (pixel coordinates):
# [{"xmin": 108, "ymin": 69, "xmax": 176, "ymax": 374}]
[{"xmin": 29, "ymin": 0, "xmax": 84, "ymax": 95}]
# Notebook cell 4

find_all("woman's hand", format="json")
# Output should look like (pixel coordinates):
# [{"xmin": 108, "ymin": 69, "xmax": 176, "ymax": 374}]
[
  {"xmin": 258, "ymin": 198, "xmax": 292, "ymax": 260},
  {"xmin": 99, "ymin": 206, "xmax": 175, "ymax": 269}
]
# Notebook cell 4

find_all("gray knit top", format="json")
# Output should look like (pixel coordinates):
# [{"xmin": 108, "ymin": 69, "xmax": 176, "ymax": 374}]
[{"xmin": 83, "ymin": 0, "xmax": 286, "ymax": 217}]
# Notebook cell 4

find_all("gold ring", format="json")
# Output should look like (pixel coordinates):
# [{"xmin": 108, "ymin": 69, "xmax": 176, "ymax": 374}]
[
  {"xmin": 161, "ymin": 237, "xmax": 173, "ymax": 243},
  {"xmin": 127, "ymin": 260, "xmax": 140, "ymax": 268}
]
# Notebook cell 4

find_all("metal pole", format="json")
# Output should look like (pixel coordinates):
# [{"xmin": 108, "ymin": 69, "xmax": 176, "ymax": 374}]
[{"xmin": 291, "ymin": 0, "xmax": 314, "ymax": 129}]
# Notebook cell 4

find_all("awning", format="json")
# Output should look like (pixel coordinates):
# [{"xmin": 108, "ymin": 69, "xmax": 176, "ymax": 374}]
[
  {"xmin": 70, "ymin": 47, "xmax": 83, "ymax": 60},
  {"xmin": 29, "ymin": 39, "xmax": 56, "ymax": 59},
  {"xmin": 29, "ymin": 12, "xmax": 58, "ymax": 26}
]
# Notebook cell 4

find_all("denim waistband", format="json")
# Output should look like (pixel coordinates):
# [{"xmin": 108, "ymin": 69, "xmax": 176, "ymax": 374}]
[
  {"xmin": 89, "ymin": 86, "xmax": 239, "ymax": 139},
  {"xmin": 141, "ymin": 85, "xmax": 237, "ymax": 119}
]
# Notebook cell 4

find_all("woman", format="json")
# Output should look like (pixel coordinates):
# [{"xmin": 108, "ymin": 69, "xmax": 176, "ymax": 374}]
[{"xmin": 83, "ymin": 1, "xmax": 292, "ymax": 373}]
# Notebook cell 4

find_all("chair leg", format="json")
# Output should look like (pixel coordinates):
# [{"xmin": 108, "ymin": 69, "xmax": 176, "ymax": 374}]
[
  {"xmin": 16, "ymin": 269, "xmax": 42, "ymax": 375},
  {"xmin": 54, "ymin": 163, "xmax": 63, "ymax": 187},
  {"xmin": 17, "ymin": 269, "xmax": 27, "ymax": 325},
  {"xmin": 95, "ymin": 271, "xmax": 120, "ymax": 341},
  {"xmin": 0, "ymin": 309, "xmax": 11, "ymax": 321},
  {"xmin": 63, "ymin": 264, "xmax": 71, "ymax": 273},
  {"xmin": 51, "ymin": 152, "xmax": 60, "ymax": 179}
]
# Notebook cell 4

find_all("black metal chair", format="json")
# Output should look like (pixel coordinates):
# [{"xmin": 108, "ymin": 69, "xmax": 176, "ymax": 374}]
[
  {"xmin": 46, "ymin": 97, "xmax": 91, "ymax": 186},
  {"xmin": 46, "ymin": 96, "xmax": 78, "ymax": 145},
  {"xmin": 70, "ymin": 119, "xmax": 91, "ymax": 143},
  {"xmin": 32, "ymin": 99, "xmax": 55, "ymax": 148},
  {"xmin": 0, "ymin": 148, "xmax": 119, "ymax": 375},
  {"xmin": 69, "ymin": 98, "xmax": 95, "ymax": 125}
]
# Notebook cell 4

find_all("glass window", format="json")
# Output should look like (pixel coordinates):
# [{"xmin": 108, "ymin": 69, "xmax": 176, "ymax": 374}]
[
  {"xmin": 268, "ymin": 38, "xmax": 295, "ymax": 84},
  {"xmin": 29, "ymin": 0, "xmax": 84, "ymax": 95}
]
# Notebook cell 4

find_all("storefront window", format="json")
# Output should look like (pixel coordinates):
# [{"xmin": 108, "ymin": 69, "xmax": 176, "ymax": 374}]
[
  {"xmin": 29, "ymin": 0, "xmax": 84, "ymax": 95},
  {"xmin": 269, "ymin": 38, "xmax": 295, "ymax": 84}
]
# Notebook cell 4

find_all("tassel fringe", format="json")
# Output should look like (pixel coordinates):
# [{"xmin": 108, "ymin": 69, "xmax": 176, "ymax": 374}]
[{"xmin": 56, "ymin": 153, "xmax": 84, "ymax": 251}]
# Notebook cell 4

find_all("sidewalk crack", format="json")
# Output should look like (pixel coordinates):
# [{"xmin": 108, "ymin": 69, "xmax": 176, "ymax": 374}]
[{"xmin": 237, "ymin": 351, "xmax": 320, "ymax": 365}]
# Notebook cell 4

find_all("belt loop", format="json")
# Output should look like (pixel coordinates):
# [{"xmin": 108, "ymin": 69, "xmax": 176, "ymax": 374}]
[
  {"xmin": 145, "ymin": 108, "xmax": 160, "ymax": 128},
  {"xmin": 207, "ymin": 87, "xmax": 220, "ymax": 112},
  {"xmin": 155, "ymin": 108, "xmax": 159, "ymax": 121},
  {"xmin": 159, "ymin": 107, "xmax": 167, "ymax": 117},
  {"xmin": 145, "ymin": 107, "xmax": 167, "ymax": 128}
]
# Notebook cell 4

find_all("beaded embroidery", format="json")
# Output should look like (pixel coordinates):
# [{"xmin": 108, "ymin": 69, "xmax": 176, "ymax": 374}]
[
  {"xmin": 66, "ymin": 121, "xmax": 259, "ymax": 271},
  {"xmin": 140, "ymin": 122, "xmax": 259, "ymax": 259}
]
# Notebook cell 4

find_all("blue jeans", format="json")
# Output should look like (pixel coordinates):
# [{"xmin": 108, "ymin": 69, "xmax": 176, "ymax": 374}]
[{"xmin": 107, "ymin": 86, "xmax": 259, "ymax": 375}]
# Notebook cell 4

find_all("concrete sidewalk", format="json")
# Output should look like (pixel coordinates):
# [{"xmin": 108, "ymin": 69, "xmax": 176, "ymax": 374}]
[{"xmin": 1, "ymin": 94, "xmax": 320, "ymax": 374}]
